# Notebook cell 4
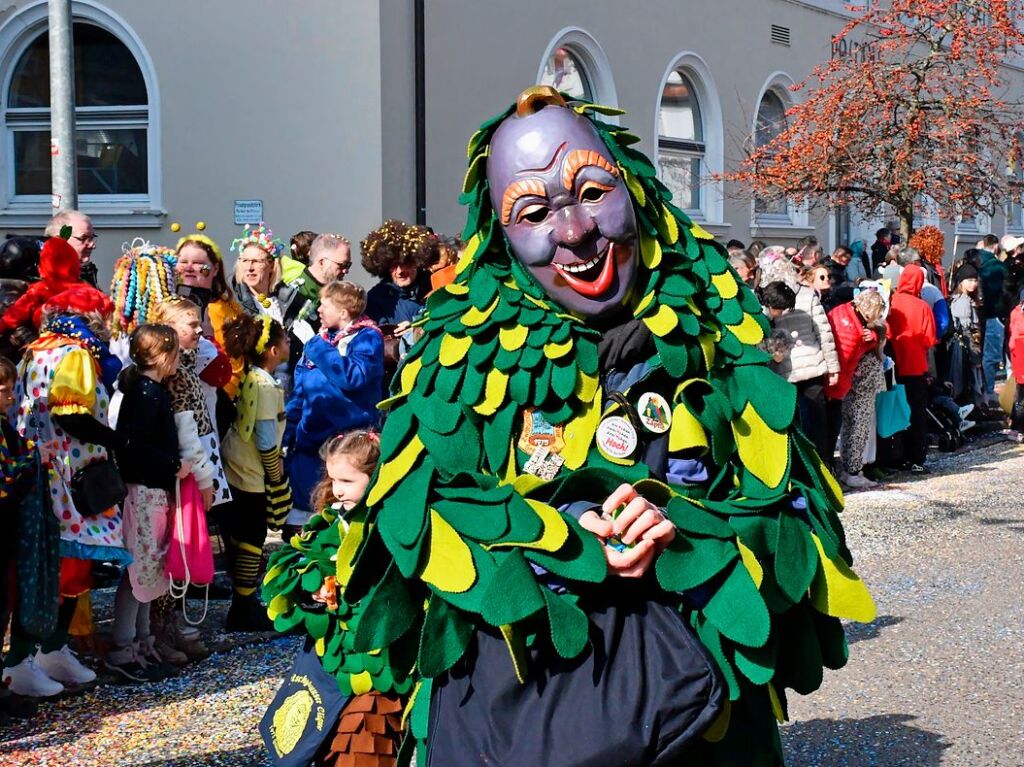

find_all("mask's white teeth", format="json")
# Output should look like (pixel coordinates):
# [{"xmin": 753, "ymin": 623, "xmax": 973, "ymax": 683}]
[{"xmin": 555, "ymin": 251, "xmax": 605, "ymax": 274}]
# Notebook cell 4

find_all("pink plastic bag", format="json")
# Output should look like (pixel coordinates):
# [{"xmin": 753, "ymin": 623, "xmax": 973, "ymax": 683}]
[{"xmin": 166, "ymin": 475, "xmax": 215, "ymax": 624}]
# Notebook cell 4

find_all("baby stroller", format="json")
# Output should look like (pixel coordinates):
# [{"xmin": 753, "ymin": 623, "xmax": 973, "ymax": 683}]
[{"xmin": 926, "ymin": 403, "xmax": 964, "ymax": 452}]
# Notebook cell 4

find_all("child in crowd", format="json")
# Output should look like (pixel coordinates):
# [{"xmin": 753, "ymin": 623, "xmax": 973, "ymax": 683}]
[
  {"xmin": 0, "ymin": 357, "xmax": 40, "ymax": 718},
  {"xmin": 262, "ymin": 430, "xmax": 406, "ymax": 766},
  {"xmin": 219, "ymin": 313, "xmax": 291, "ymax": 631},
  {"xmin": 107, "ymin": 324, "xmax": 186, "ymax": 683},
  {"xmin": 285, "ymin": 281, "xmax": 383, "ymax": 539},
  {"xmin": 150, "ymin": 296, "xmax": 232, "ymax": 662}
]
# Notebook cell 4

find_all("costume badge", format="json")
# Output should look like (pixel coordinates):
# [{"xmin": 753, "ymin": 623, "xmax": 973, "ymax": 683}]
[
  {"xmin": 518, "ymin": 409, "xmax": 565, "ymax": 456},
  {"xmin": 596, "ymin": 416, "xmax": 638, "ymax": 459},
  {"xmin": 637, "ymin": 392, "xmax": 672, "ymax": 434},
  {"xmin": 523, "ymin": 445, "xmax": 565, "ymax": 480}
]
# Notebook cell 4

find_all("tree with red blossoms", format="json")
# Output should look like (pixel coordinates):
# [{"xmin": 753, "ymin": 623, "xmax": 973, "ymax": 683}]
[{"xmin": 723, "ymin": 0, "xmax": 1024, "ymax": 242}]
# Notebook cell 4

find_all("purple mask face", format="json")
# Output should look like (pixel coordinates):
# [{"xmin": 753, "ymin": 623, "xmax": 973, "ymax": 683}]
[{"xmin": 487, "ymin": 106, "xmax": 637, "ymax": 318}]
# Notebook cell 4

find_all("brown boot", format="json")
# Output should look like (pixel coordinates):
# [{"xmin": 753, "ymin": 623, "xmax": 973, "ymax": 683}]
[{"xmin": 149, "ymin": 599, "xmax": 189, "ymax": 666}]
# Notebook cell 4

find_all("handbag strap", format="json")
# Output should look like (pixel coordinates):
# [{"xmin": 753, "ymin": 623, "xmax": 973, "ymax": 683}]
[{"xmin": 167, "ymin": 477, "xmax": 209, "ymax": 626}]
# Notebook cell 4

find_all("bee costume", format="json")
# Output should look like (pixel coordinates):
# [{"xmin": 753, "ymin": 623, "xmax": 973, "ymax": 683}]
[{"xmin": 261, "ymin": 86, "xmax": 875, "ymax": 767}]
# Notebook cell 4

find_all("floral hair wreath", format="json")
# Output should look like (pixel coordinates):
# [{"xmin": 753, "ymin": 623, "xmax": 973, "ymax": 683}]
[{"xmin": 231, "ymin": 222, "xmax": 284, "ymax": 259}]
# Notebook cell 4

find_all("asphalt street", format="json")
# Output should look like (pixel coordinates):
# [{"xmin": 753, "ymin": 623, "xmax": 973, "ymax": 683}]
[{"xmin": 3, "ymin": 440, "xmax": 1022, "ymax": 766}]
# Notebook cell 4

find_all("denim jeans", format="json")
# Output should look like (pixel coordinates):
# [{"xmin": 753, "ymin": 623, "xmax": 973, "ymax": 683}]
[{"xmin": 982, "ymin": 317, "xmax": 1005, "ymax": 396}]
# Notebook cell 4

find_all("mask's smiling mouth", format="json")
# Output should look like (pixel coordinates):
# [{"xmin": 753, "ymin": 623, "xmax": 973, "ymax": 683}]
[{"xmin": 552, "ymin": 243, "xmax": 617, "ymax": 298}]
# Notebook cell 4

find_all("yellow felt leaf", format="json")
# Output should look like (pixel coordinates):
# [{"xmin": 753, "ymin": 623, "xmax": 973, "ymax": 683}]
[
  {"xmin": 366, "ymin": 435, "xmax": 424, "ymax": 507},
  {"xmin": 315, "ymin": 637, "xmax": 326, "ymax": 656},
  {"xmin": 624, "ymin": 170, "xmax": 646, "ymax": 208},
  {"xmin": 574, "ymin": 369, "xmax": 599, "ymax": 403},
  {"xmin": 455, "ymin": 232, "xmax": 482, "ymax": 275},
  {"xmin": 690, "ymin": 223, "xmax": 715, "ymax": 241},
  {"xmin": 439, "ymin": 334, "xmax": 473, "ymax": 366},
  {"xmin": 335, "ymin": 518, "xmax": 365, "ymax": 587},
  {"xmin": 543, "ymin": 338, "xmax": 573, "ymax": 360},
  {"xmin": 562, "ymin": 391, "xmax": 602, "ymax": 470},
  {"xmin": 816, "ymin": 454, "xmax": 845, "ymax": 507},
  {"xmin": 727, "ymin": 313, "xmax": 765, "ymax": 345},
  {"xmin": 633, "ymin": 290, "xmax": 656, "ymax": 317},
  {"xmin": 711, "ymin": 271, "xmax": 738, "ymax": 300},
  {"xmin": 523, "ymin": 293, "xmax": 551, "ymax": 310},
  {"xmin": 444, "ymin": 281, "xmax": 469, "ymax": 295},
  {"xmin": 513, "ymin": 473, "xmax": 547, "ymax": 495},
  {"xmin": 267, "ymin": 593, "xmax": 290, "ymax": 621},
  {"xmin": 669, "ymin": 402, "xmax": 708, "ymax": 453},
  {"xmin": 420, "ymin": 509, "xmax": 477, "ymax": 593},
  {"xmin": 350, "ymin": 670, "xmax": 373, "ymax": 695},
  {"xmin": 399, "ymin": 357, "xmax": 422, "ymax": 395},
  {"xmin": 485, "ymin": 498, "xmax": 569, "ymax": 553},
  {"xmin": 702, "ymin": 700, "xmax": 731, "ymax": 742},
  {"xmin": 474, "ymin": 368, "xmax": 508, "ymax": 416},
  {"xmin": 462, "ymin": 296, "xmax": 499, "ymax": 327},
  {"xmin": 499, "ymin": 324, "xmax": 528, "ymax": 351},
  {"xmin": 642, "ymin": 304, "xmax": 679, "ymax": 337},
  {"xmin": 698, "ymin": 332, "xmax": 717, "ymax": 370},
  {"xmin": 640, "ymin": 226, "xmax": 662, "ymax": 269},
  {"xmin": 263, "ymin": 563, "xmax": 285, "ymax": 583},
  {"xmin": 732, "ymin": 403, "xmax": 788, "ymax": 489},
  {"xmin": 685, "ymin": 297, "xmax": 702, "ymax": 317},
  {"xmin": 499, "ymin": 625, "xmax": 528, "ymax": 684},
  {"xmin": 401, "ymin": 681, "xmax": 422, "ymax": 730},
  {"xmin": 661, "ymin": 204, "xmax": 679, "ymax": 244},
  {"xmin": 737, "ymin": 539, "xmax": 764, "ymax": 588},
  {"xmin": 768, "ymin": 684, "xmax": 787, "ymax": 723},
  {"xmin": 810, "ymin": 534, "xmax": 877, "ymax": 623}
]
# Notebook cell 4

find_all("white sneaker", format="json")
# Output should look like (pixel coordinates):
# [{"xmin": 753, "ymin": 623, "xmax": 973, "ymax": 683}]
[
  {"xmin": 960, "ymin": 419, "xmax": 977, "ymax": 432},
  {"xmin": 36, "ymin": 645, "xmax": 97, "ymax": 686},
  {"xmin": 958, "ymin": 403, "xmax": 975, "ymax": 420},
  {"xmin": 842, "ymin": 471, "xmax": 877, "ymax": 489},
  {"xmin": 2, "ymin": 656, "xmax": 64, "ymax": 697}
]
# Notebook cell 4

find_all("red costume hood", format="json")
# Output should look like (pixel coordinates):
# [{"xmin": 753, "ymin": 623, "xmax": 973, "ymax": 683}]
[
  {"xmin": 896, "ymin": 263, "xmax": 925, "ymax": 296},
  {"xmin": 0, "ymin": 237, "xmax": 84, "ymax": 331}
]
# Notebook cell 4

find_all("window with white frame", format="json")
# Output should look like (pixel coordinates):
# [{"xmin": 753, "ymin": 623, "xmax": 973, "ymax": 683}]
[
  {"xmin": 540, "ymin": 45, "xmax": 593, "ymax": 102},
  {"xmin": 657, "ymin": 70, "xmax": 704, "ymax": 215},
  {"xmin": 5, "ymin": 21, "xmax": 149, "ymax": 202},
  {"xmin": 753, "ymin": 90, "xmax": 788, "ymax": 218}
]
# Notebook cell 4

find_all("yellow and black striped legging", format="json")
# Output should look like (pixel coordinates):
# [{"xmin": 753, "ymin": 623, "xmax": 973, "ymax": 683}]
[{"xmin": 218, "ymin": 485, "xmax": 269, "ymax": 597}]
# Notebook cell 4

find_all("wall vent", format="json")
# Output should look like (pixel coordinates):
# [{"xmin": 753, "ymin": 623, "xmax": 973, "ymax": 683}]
[{"xmin": 771, "ymin": 24, "xmax": 791, "ymax": 46}]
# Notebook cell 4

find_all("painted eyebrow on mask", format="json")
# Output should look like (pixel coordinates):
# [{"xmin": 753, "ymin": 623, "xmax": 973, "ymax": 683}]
[
  {"xmin": 561, "ymin": 149, "xmax": 618, "ymax": 192},
  {"xmin": 501, "ymin": 178, "xmax": 548, "ymax": 225}
]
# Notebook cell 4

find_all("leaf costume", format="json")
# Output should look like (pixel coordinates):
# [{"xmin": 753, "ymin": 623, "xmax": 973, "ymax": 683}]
[{"xmin": 263, "ymin": 89, "xmax": 875, "ymax": 767}]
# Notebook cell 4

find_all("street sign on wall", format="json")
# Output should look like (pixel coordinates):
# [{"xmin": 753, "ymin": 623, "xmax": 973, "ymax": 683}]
[{"xmin": 234, "ymin": 199, "xmax": 264, "ymax": 225}]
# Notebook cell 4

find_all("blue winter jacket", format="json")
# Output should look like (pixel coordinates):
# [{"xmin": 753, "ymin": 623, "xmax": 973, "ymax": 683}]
[{"xmin": 285, "ymin": 327, "xmax": 384, "ymax": 452}]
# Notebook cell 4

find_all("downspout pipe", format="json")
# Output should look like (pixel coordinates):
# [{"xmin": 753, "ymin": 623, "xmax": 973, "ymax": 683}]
[{"xmin": 414, "ymin": 0, "xmax": 426, "ymax": 225}]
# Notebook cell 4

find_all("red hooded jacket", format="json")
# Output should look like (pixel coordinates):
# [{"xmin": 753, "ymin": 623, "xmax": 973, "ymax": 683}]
[
  {"xmin": 887, "ymin": 264, "xmax": 937, "ymax": 377},
  {"xmin": 0, "ymin": 237, "xmax": 82, "ymax": 331},
  {"xmin": 825, "ymin": 302, "xmax": 878, "ymax": 400},
  {"xmin": 1008, "ymin": 304, "xmax": 1024, "ymax": 385}
]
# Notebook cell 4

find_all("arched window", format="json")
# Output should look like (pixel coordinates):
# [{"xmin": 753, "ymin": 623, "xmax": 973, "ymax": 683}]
[
  {"xmin": 5, "ymin": 21, "xmax": 150, "ymax": 200},
  {"xmin": 536, "ymin": 28, "xmax": 617, "ymax": 109},
  {"xmin": 754, "ymin": 90, "xmax": 788, "ymax": 217},
  {"xmin": 657, "ymin": 70, "xmax": 704, "ymax": 214},
  {"xmin": 540, "ymin": 45, "xmax": 593, "ymax": 102}
]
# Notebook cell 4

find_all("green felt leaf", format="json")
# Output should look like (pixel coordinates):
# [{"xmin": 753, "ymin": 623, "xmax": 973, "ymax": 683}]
[
  {"xmin": 694, "ymin": 615, "xmax": 740, "ymax": 701},
  {"xmin": 775, "ymin": 513, "xmax": 818, "ymax": 603},
  {"xmin": 379, "ymin": 403, "xmax": 415, "ymax": 462},
  {"xmin": 729, "ymin": 514, "xmax": 779, "ymax": 558},
  {"xmin": 734, "ymin": 634, "xmax": 777, "ymax": 685},
  {"xmin": 811, "ymin": 611, "xmax": 849, "ymax": 670},
  {"xmin": 300, "ymin": 568, "xmax": 322, "ymax": 593},
  {"xmin": 433, "ymin": 497, "xmax": 510, "ymax": 542},
  {"xmin": 273, "ymin": 609, "xmax": 305, "ymax": 634},
  {"xmin": 665, "ymin": 496, "xmax": 733, "ymax": 539},
  {"xmin": 412, "ymin": 391, "xmax": 462, "ymax": 435},
  {"xmin": 410, "ymin": 678, "xmax": 432, "ymax": 739},
  {"xmin": 419, "ymin": 417, "xmax": 480, "ymax": 476},
  {"xmin": 59, "ymin": 225, "xmax": 73, "ymax": 240},
  {"xmin": 704, "ymin": 559, "xmax": 770, "ymax": 648},
  {"xmin": 381, "ymin": 459, "xmax": 433, "ymax": 548},
  {"xmin": 483, "ymin": 403, "xmax": 516, "ymax": 475},
  {"xmin": 775, "ymin": 606, "xmax": 823, "ymax": 694},
  {"xmin": 732, "ymin": 366, "xmax": 797, "ymax": 432},
  {"xmin": 524, "ymin": 518, "xmax": 607, "ymax": 583},
  {"xmin": 481, "ymin": 550, "xmax": 546, "ymax": 625},
  {"xmin": 418, "ymin": 597, "xmax": 473, "ymax": 678},
  {"xmin": 509, "ymin": 368, "xmax": 532, "ymax": 403},
  {"xmin": 543, "ymin": 589, "xmax": 590, "ymax": 659},
  {"xmin": 352, "ymin": 561, "xmax": 419, "ymax": 653},
  {"xmin": 656, "ymin": 535, "xmax": 738, "ymax": 592},
  {"xmin": 305, "ymin": 610, "xmax": 329, "ymax": 639}
]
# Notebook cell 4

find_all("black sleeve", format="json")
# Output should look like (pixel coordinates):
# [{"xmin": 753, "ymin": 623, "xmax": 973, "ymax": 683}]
[
  {"xmin": 53, "ymin": 413, "xmax": 126, "ymax": 451},
  {"xmin": 114, "ymin": 384, "xmax": 180, "ymax": 481}
]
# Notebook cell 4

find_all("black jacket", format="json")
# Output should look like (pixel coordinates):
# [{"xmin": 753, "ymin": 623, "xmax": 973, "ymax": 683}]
[{"xmin": 115, "ymin": 376, "xmax": 180, "ymax": 491}]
